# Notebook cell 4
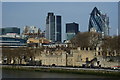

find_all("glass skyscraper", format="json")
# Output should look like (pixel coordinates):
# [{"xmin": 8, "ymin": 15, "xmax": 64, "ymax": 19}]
[
  {"xmin": 45, "ymin": 12, "xmax": 61, "ymax": 42},
  {"xmin": 88, "ymin": 7, "xmax": 109, "ymax": 36},
  {"xmin": 66, "ymin": 22, "xmax": 79, "ymax": 40}
]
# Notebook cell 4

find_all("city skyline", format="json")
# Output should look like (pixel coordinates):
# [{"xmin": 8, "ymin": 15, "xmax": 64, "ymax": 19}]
[{"xmin": 2, "ymin": 2, "xmax": 118, "ymax": 41}]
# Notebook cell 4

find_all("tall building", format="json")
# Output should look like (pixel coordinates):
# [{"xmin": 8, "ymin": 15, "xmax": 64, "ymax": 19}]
[
  {"xmin": 22, "ymin": 26, "xmax": 44, "ymax": 38},
  {"xmin": 66, "ymin": 22, "xmax": 79, "ymax": 40},
  {"xmin": 0, "ymin": 27, "xmax": 20, "ymax": 35},
  {"xmin": 45, "ymin": 12, "xmax": 61, "ymax": 42},
  {"xmin": 88, "ymin": 7, "xmax": 109, "ymax": 36}
]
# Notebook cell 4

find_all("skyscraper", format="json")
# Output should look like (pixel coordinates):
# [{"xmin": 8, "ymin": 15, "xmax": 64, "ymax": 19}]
[
  {"xmin": 66, "ymin": 22, "xmax": 79, "ymax": 40},
  {"xmin": 45, "ymin": 12, "xmax": 61, "ymax": 42},
  {"xmin": 88, "ymin": 7, "xmax": 109, "ymax": 36}
]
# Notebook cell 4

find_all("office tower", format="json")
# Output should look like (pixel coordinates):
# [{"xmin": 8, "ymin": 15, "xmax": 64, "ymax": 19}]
[
  {"xmin": 45, "ymin": 12, "xmax": 61, "ymax": 42},
  {"xmin": 66, "ymin": 22, "xmax": 79, "ymax": 40},
  {"xmin": 88, "ymin": 7, "xmax": 109, "ymax": 36},
  {"xmin": 0, "ymin": 27, "xmax": 20, "ymax": 35}
]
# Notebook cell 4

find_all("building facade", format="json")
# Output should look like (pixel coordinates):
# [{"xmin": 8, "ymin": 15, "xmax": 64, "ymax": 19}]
[
  {"xmin": 0, "ymin": 36, "xmax": 27, "ymax": 48},
  {"xmin": 66, "ymin": 22, "xmax": 79, "ymax": 40},
  {"xmin": 88, "ymin": 7, "xmax": 109, "ymax": 36},
  {"xmin": 22, "ymin": 26, "xmax": 44, "ymax": 38},
  {"xmin": 0, "ymin": 27, "xmax": 20, "ymax": 35},
  {"xmin": 34, "ymin": 47, "xmax": 100, "ymax": 67},
  {"xmin": 45, "ymin": 12, "xmax": 61, "ymax": 42},
  {"xmin": 34, "ymin": 47, "xmax": 119, "ymax": 68}
]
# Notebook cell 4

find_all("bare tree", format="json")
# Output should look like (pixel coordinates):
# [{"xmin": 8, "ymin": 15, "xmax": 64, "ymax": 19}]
[
  {"xmin": 102, "ymin": 35, "xmax": 120, "ymax": 56},
  {"xmin": 71, "ymin": 32, "xmax": 101, "ymax": 49}
]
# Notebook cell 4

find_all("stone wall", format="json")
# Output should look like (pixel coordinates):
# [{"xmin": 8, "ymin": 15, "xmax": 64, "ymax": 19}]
[
  {"xmin": 34, "ymin": 47, "xmax": 119, "ymax": 68},
  {"xmin": 39, "ymin": 52, "xmax": 67, "ymax": 66}
]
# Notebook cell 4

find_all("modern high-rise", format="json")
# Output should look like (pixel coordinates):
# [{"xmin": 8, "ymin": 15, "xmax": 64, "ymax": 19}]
[
  {"xmin": 88, "ymin": 7, "xmax": 109, "ymax": 36},
  {"xmin": 45, "ymin": 12, "xmax": 61, "ymax": 42},
  {"xmin": 66, "ymin": 22, "xmax": 79, "ymax": 40}
]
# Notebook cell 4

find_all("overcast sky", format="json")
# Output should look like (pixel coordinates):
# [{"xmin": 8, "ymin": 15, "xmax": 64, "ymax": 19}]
[{"xmin": 2, "ymin": 2, "xmax": 118, "ymax": 41}]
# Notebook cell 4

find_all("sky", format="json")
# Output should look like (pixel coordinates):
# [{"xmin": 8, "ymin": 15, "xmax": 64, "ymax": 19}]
[
  {"xmin": 0, "ymin": 2, "xmax": 1, "ymax": 28},
  {"xmin": 2, "ymin": 2, "xmax": 118, "ymax": 41},
  {"xmin": 1, "ymin": 0, "xmax": 120, "ymax": 2}
]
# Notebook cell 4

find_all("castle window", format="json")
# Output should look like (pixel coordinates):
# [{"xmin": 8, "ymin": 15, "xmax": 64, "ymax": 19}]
[
  {"xmin": 98, "ymin": 52, "xmax": 100, "ymax": 55},
  {"xmin": 86, "ymin": 57, "xmax": 89, "ymax": 62},
  {"xmin": 95, "ymin": 53, "xmax": 96, "ymax": 56}
]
